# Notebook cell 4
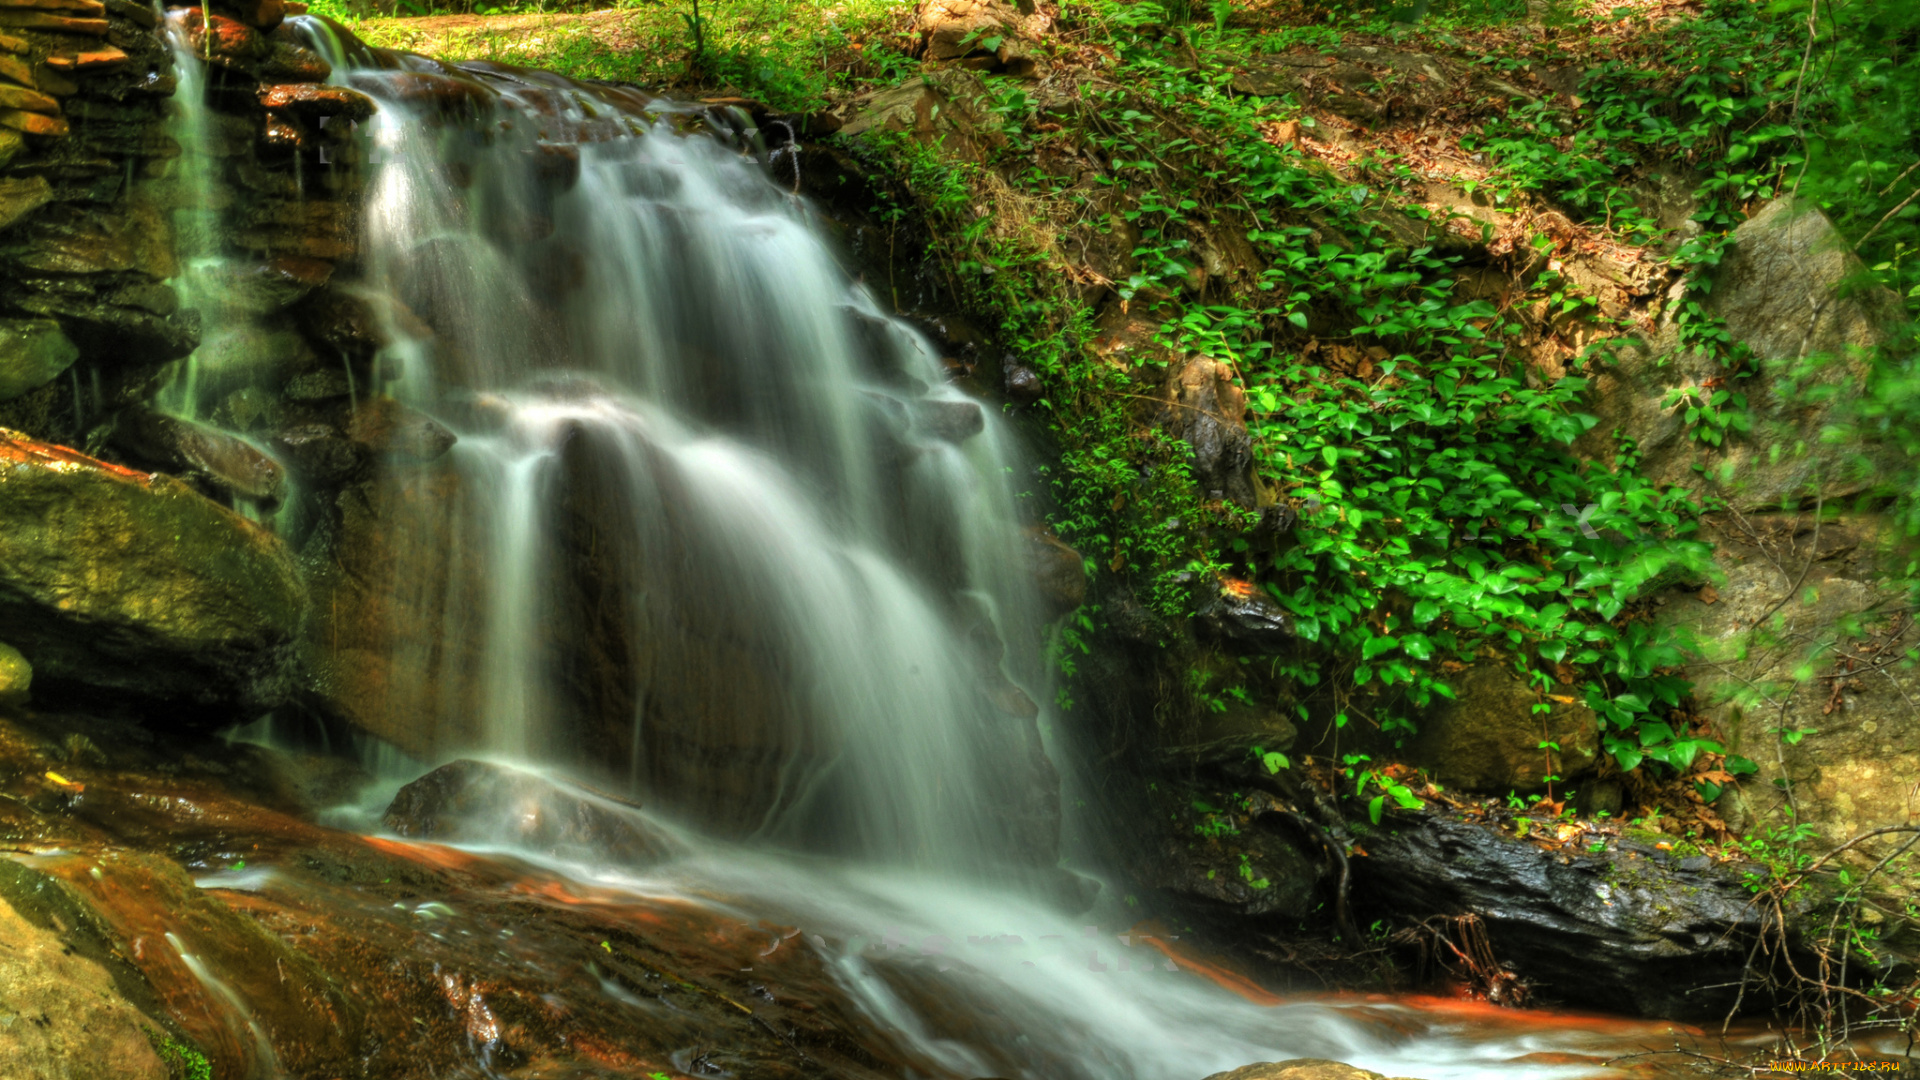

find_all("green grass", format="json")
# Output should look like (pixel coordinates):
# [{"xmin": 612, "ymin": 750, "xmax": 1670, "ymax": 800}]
[{"xmin": 311, "ymin": 0, "xmax": 911, "ymax": 108}]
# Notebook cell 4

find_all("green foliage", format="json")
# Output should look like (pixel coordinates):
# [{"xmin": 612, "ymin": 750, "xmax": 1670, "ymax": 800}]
[
  {"xmin": 147, "ymin": 1032, "xmax": 212, "ymax": 1080},
  {"xmin": 1050, "ymin": 8, "xmax": 1715, "ymax": 760}
]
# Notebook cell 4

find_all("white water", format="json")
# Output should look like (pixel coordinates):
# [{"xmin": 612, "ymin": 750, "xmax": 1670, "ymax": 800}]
[{"xmin": 161, "ymin": 23, "xmax": 1647, "ymax": 1077}]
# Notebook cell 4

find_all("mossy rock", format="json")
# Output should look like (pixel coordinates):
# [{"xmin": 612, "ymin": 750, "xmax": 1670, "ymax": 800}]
[{"xmin": 0, "ymin": 430, "xmax": 306, "ymax": 723}]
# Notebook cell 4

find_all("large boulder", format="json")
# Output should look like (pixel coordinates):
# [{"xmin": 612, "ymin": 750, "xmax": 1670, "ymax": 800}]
[
  {"xmin": 1577, "ymin": 198, "xmax": 1905, "ymax": 511},
  {"xmin": 1351, "ymin": 813, "xmax": 1793, "ymax": 1018},
  {"xmin": 837, "ymin": 68, "xmax": 1004, "ymax": 164},
  {"xmin": 383, "ymin": 759, "xmax": 677, "ymax": 866},
  {"xmin": 1403, "ymin": 664, "xmax": 1599, "ymax": 795},
  {"xmin": 911, "ymin": 0, "xmax": 1051, "ymax": 74},
  {"xmin": 0, "ymin": 892, "xmax": 168, "ymax": 1080},
  {"xmin": 1662, "ymin": 512, "xmax": 1919, "ymax": 855},
  {"xmin": 0, "ymin": 431, "xmax": 306, "ymax": 721}
]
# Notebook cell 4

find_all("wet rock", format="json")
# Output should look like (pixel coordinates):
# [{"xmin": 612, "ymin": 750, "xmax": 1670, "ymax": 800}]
[
  {"xmin": 347, "ymin": 395, "xmax": 456, "ymax": 462},
  {"xmin": 179, "ymin": 8, "xmax": 267, "ymax": 72},
  {"xmin": 257, "ymin": 81, "xmax": 373, "ymax": 122},
  {"xmin": 1351, "ymin": 812, "xmax": 1788, "ymax": 1018},
  {"xmin": 267, "ymin": 422, "xmax": 360, "ymax": 482},
  {"xmin": 260, "ymin": 35, "xmax": 330, "ymax": 83},
  {"xmin": 1402, "ymin": 664, "xmax": 1599, "ymax": 795},
  {"xmin": 0, "ymin": 640, "xmax": 28, "ymax": 705},
  {"xmin": 1204, "ymin": 1062, "xmax": 1414, "ymax": 1080},
  {"xmin": 294, "ymin": 285, "xmax": 390, "ymax": 367},
  {"xmin": 385, "ymin": 760, "xmax": 677, "ymax": 866},
  {"xmin": 1576, "ymin": 197, "xmax": 1906, "ymax": 510},
  {"xmin": 230, "ymin": 0, "xmax": 283, "ymax": 31},
  {"xmin": 0, "ymin": 173, "xmax": 51, "ymax": 230},
  {"xmin": 434, "ymin": 389, "xmax": 512, "ymax": 433},
  {"xmin": 1195, "ymin": 580, "xmax": 1291, "ymax": 654},
  {"xmin": 282, "ymin": 366, "xmax": 352, "ymax": 402},
  {"xmin": 110, "ymin": 404, "xmax": 286, "ymax": 505},
  {"xmin": 1024, "ymin": 527, "xmax": 1085, "ymax": 619},
  {"xmin": 299, "ymin": 467, "xmax": 487, "ymax": 756},
  {"xmin": 0, "ymin": 890, "xmax": 168, "ymax": 1080},
  {"xmin": 344, "ymin": 70, "xmax": 492, "ymax": 117},
  {"xmin": 1003, "ymin": 360, "xmax": 1043, "ymax": 404},
  {"xmin": 0, "ymin": 430, "xmax": 306, "ymax": 721},
  {"xmin": 0, "ymin": 317, "xmax": 77, "ymax": 402},
  {"xmin": 910, "ymin": 396, "xmax": 984, "ymax": 442},
  {"xmin": 196, "ymin": 256, "xmax": 333, "ymax": 320}
]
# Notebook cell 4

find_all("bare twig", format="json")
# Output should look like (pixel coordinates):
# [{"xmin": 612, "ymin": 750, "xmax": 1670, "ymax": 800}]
[{"xmin": 1854, "ymin": 183, "xmax": 1920, "ymax": 254}]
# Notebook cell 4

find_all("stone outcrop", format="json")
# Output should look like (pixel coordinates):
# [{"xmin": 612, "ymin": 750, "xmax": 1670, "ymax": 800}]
[
  {"xmin": 1578, "ymin": 198, "xmax": 1905, "ymax": 511},
  {"xmin": 0, "ymin": 430, "xmax": 306, "ymax": 720},
  {"xmin": 0, "ymin": 316, "xmax": 76, "ymax": 400},
  {"xmin": 1162, "ymin": 357, "xmax": 1259, "ymax": 507},
  {"xmin": 837, "ymin": 67, "xmax": 1004, "ymax": 163},
  {"xmin": 0, "ymin": 0, "xmax": 197, "ymax": 441},
  {"xmin": 1351, "ymin": 812, "xmax": 1797, "ymax": 1018},
  {"xmin": 1024, "ymin": 526, "xmax": 1085, "ymax": 618},
  {"xmin": 910, "ymin": 0, "xmax": 1051, "ymax": 77},
  {"xmin": 1402, "ymin": 664, "xmax": 1599, "ymax": 795},
  {"xmin": 1663, "ymin": 513, "xmax": 1919, "ymax": 854},
  {"xmin": 0, "ymin": 887, "xmax": 168, "ymax": 1080}
]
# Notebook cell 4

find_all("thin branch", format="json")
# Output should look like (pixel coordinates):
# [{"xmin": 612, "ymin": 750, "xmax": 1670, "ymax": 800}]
[
  {"xmin": 1854, "ymin": 183, "xmax": 1920, "ymax": 253},
  {"xmin": 1878, "ymin": 160, "xmax": 1920, "ymax": 200}
]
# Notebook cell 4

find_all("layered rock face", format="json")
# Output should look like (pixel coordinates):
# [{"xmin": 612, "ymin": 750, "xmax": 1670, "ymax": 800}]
[
  {"xmin": 0, "ymin": 0, "xmax": 196, "ymax": 438},
  {"xmin": 0, "ymin": 0, "xmax": 367, "ymax": 720}
]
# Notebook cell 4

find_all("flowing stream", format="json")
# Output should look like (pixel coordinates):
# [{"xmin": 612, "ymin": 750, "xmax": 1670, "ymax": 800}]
[{"xmin": 146, "ymin": 19, "xmax": 1728, "ymax": 1078}]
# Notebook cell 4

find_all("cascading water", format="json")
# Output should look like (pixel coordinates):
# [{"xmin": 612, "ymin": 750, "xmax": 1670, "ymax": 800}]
[
  {"xmin": 147, "ymin": 18, "xmax": 1658, "ymax": 1077},
  {"xmin": 303, "ymin": 40, "xmax": 1063, "ymax": 881}
]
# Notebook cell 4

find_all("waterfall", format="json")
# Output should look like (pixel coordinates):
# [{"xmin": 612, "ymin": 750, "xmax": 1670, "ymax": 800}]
[
  {"xmin": 142, "ymin": 20, "xmax": 1609, "ymax": 1078},
  {"xmin": 294, "ymin": 30, "xmax": 1060, "ymax": 883}
]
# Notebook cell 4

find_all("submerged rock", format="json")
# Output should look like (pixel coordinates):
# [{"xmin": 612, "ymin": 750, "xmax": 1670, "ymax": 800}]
[
  {"xmin": 384, "ymin": 759, "xmax": 676, "ymax": 866},
  {"xmin": 0, "ymin": 430, "xmax": 306, "ymax": 721},
  {"xmin": 909, "ymin": 396, "xmax": 984, "ymax": 442}
]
